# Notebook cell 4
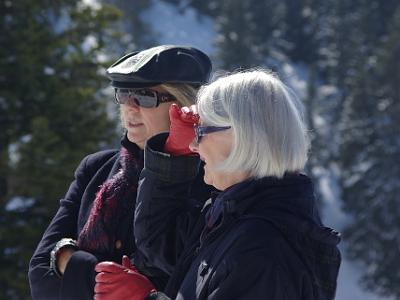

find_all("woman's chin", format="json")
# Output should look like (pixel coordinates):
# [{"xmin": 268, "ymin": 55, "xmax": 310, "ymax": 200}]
[
  {"xmin": 203, "ymin": 174, "xmax": 212, "ymax": 187},
  {"xmin": 204, "ymin": 173, "xmax": 226, "ymax": 191},
  {"xmin": 127, "ymin": 132, "xmax": 146, "ymax": 148},
  {"xmin": 203, "ymin": 167, "xmax": 213, "ymax": 187},
  {"xmin": 205, "ymin": 165, "xmax": 230, "ymax": 190}
]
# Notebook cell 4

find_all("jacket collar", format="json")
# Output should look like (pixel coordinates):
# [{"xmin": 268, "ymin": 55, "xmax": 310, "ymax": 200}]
[
  {"xmin": 218, "ymin": 173, "xmax": 315, "ymax": 217},
  {"xmin": 121, "ymin": 133, "xmax": 143, "ymax": 158}
]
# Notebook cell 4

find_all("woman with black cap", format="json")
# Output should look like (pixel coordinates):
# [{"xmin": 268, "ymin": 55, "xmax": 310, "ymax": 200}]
[{"xmin": 28, "ymin": 45, "xmax": 213, "ymax": 300}]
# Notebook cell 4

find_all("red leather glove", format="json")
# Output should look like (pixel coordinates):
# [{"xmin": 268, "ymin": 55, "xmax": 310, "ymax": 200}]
[
  {"xmin": 164, "ymin": 103, "xmax": 199, "ymax": 156},
  {"xmin": 94, "ymin": 256, "xmax": 156, "ymax": 300}
]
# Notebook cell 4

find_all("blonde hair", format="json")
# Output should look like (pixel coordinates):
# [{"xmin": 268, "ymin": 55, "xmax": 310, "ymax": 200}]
[
  {"xmin": 197, "ymin": 69, "xmax": 310, "ymax": 178},
  {"xmin": 161, "ymin": 83, "xmax": 198, "ymax": 106}
]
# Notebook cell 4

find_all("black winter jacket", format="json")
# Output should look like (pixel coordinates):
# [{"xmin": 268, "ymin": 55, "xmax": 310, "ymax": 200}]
[
  {"xmin": 135, "ymin": 133, "xmax": 341, "ymax": 300},
  {"xmin": 28, "ymin": 136, "xmax": 174, "ymax": 300}
]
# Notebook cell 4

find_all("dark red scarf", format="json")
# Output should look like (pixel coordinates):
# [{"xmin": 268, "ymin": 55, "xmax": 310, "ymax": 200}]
[{"xmin": 77, "ymin": 146, "xmax": 142, "ymax": 254}]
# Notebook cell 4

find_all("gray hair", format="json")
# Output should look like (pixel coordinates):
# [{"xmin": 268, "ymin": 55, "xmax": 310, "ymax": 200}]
[{"xmin": 196, "ymin": 69, "xmax": 310, "ymax": 178}]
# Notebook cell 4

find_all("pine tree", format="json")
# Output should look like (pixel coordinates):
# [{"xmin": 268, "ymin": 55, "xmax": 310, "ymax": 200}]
[
  {"xmin": 214, "ymin": 0, "xmax": 287, "ymax": 69},
  {"xmin": 104, "ymin": 0, "xmax": 157, "ymax": 51},
  {"xmin": 0, "ymin": 1, "xmax": 122, "ymax": 298},
  {"xmin": 173, "ymin": 0, "xmax": 400, "ymax": 297},
  {"xmin": 339, "ymin": 2, "xmax": 400, "ymax": 297}
]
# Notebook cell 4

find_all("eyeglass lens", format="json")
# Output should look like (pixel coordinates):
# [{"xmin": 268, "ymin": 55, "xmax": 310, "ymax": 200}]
[{"xmin": 116, "ymin": 89, "xmax": 158, "ymax": 108}]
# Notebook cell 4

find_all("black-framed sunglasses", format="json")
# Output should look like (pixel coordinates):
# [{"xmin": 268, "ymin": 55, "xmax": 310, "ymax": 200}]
[
  {"xmin": 194, "ymin": 125, "xmax": 231, "ymax": 144},
  {"xmin": 114, "ymin": 88, "xmax": 176, "ymax": 108}
]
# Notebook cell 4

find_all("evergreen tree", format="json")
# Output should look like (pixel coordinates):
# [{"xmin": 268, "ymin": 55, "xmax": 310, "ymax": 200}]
[
  {"xmin": 0, "ymin": 1, "xmax": 122, "ymax": 298},
  {"xmin": 170, "ymin": 0, "xmax": 400, "ymax": 297},
  {"xmin": 104, "ymin": 0, "xmax": 157, "ymax": 51},
  {"xmin": 213, "ymin": 0, "xmax": 286, "ymax": 69},
  {"xmin": 281, "ymin": 0, "xmax": 320, "ymax": 64},
  {"xmin": 165, "ymin": 0, "xmax": 287, "ymax": 69},
  {"xmin": 339, "ymin": 2, "xmax": 400, "ymax": 297}
]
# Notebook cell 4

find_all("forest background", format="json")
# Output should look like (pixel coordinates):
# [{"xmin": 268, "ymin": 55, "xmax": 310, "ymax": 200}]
[{"xmin": 1, "ymin": 0, "xmax": 399, "ymax": 299}]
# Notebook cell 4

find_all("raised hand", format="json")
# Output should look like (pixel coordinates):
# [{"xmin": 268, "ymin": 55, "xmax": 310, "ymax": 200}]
[{"xmin": 164, "ymin": 103, "xmax": 199, "ymax": 156}]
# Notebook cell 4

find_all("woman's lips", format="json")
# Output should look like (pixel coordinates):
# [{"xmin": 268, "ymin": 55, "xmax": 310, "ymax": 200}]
[{"xmin": 128, "ymin": 122, "xmax": 143, "ymax": 128}]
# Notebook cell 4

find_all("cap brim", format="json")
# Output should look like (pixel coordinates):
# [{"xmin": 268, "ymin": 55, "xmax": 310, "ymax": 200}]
[{"xmin": 110, "ymin": 81, "xmax": 161, "ymax": 88}]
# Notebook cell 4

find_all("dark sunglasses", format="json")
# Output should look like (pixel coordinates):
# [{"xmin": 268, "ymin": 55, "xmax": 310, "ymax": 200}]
[
  {"xmin": 114, "ymin": 88, "xmax": 176, "ymax": 108},
  {"xmin": 194, "ymin": 125, "xmax": 231, "ymax": 144}
]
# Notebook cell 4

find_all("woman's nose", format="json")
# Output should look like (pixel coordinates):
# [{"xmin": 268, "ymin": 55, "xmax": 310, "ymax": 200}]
[
  {"xmin": 125, "ymin": 100, "xmax": 140, "ymax": 112},
  {"xmin": 189, "ymin": 138, "xmax": 199, "ymax": 153}
]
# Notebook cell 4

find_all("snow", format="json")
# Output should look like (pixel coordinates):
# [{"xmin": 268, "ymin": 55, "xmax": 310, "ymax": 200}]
[
  {"xmin": 335, "ymin": 257, "xmax": 385, "ymax": 300},
  {"xmin": 5, "ymin": 197, "xmax": 35, "ymax": 212},
  {"xmin": 282, "ymin": 62, "xmax": 308, "ymax": 99},
  {"xmin": 343, "ymin": 161, "xmax": 374, "ymax": 188},
  {"xmin": 315, "ymin": 165, "xmax": 349, "ymax": 228},
  {"xmin": 8, "ymin": 134, "xmax": 32, "ymax": 166},
  {"xmin": 82, "ymin": 35, "xmax": 98, "ymax": 53},
  {"xmin": 78, "ymin": 0, "xmax": 101, "ymax": 10},
  {"xmin": 143, "ymin": 0, "xmax": 216, "ymax": 56},
  {"xmin": 8, "ymin": 143, "xmax": 20, "ymax": 166},
  {"xmin": 44, "ymin": 66, "xmax": 55, "ymax": 75},
  {"xmin": 319, "ymin": 167, "xmax": 392, "ymax": 300},
  {"xmin": 283, "ymin": 61, "xmax": 392, "ymax": 299}
]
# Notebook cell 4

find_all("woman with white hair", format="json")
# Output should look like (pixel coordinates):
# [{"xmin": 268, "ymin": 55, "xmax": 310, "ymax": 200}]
[{"xmin": 94, "ymin": 69, "xmax": 341, "ymax": 300}]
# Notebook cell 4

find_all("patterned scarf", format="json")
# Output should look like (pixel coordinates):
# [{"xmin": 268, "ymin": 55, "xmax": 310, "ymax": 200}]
[{"xmin": 77, "ymin": 146, "xmax": 142, "ymax": 254}]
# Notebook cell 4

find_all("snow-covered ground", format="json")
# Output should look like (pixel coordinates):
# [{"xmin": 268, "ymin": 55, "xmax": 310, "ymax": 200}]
[
  {"xmin": 319, "ymin": 169, "xmax": 388, "ymax": 300},
  {"xmin": 144, "ymin": 2, "xmax": 390, "ymax": 299}
]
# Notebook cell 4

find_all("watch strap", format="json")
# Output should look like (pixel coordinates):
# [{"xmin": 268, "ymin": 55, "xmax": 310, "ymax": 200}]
[{"xmin": 50, "ymin": 238, "xmax": 79, "ymax": 278}]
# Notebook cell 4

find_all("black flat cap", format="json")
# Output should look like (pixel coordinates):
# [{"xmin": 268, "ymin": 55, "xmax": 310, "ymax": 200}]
[{"xmin": 107, "ymin": 45, "xmax": 212, "ymax": 88}]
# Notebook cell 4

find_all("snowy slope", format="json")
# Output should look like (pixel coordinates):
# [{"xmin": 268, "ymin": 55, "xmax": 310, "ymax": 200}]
[
  {"xmin": 319, "ymin": 169, "xmax": 389, "ymax": 300},
  {"xmin": 145, "ymin": 1, "xmax": 388, "ymax": 299}
]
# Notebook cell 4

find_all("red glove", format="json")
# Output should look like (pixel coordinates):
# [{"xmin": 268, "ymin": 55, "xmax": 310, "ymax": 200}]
[
  {"xmin": 164, "ymin": 103, "xmax": 199, "ymax": 156},
  {"xmin": 94, "ymin": 255, "xmax": 156, "ymax": 300}
]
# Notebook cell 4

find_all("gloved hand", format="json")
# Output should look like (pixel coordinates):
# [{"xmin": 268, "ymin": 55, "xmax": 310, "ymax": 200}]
[
  {"xmin": 164, "ymin": 103, "xmax": 199, "ymax": 156},
  {"xmin": 94, "ymin": 255, "xmax": 156, "ymax": 300}
]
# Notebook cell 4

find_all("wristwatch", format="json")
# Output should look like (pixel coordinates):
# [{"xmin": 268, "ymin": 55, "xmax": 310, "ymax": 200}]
[{"xmin": 50, "ymin": 238, "xmax": 79, "ymax": 278}]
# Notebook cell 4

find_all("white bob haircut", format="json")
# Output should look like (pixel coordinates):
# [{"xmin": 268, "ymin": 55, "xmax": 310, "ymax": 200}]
[{"xmin": 196, "ymin": 69, "xmax": 310, "ymax": 179}]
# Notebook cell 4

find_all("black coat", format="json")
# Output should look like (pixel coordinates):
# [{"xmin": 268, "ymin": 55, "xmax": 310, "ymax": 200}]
[
  {"xmin": 28, "ymin": 136, "xmax": 172, "ymax": 300},
  {"xmin": 136, "ymin": 133, "xmax": 341, "ymax": 300}
]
